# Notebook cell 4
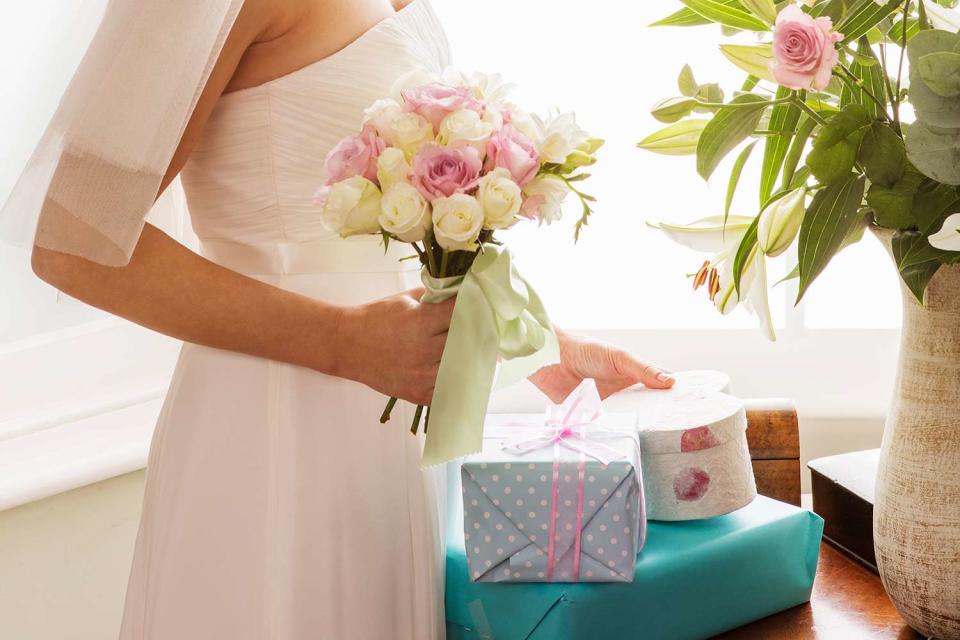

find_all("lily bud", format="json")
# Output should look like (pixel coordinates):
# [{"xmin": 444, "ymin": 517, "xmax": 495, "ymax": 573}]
[
  {"xmin": 757, "ymin": 187, "xmax": 806, "ymax": 257},
  {"xmin": 559, "ymin": 149, "xmax": 597, "ymax": 173},
  {"xmin": 576, "ymin": 137, "xmax": 605, "ymax": 155}
]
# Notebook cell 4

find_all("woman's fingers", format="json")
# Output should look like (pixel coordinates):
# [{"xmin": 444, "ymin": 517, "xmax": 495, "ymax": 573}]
[{"xmin": 613, "ymin": 350, "xmax": 675, "ymax": 389}]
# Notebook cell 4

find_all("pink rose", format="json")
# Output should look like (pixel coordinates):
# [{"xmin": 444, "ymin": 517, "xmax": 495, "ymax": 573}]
[
  {"xmin": 323, "ymin": 125, "xmax": 385, "ymax": 185},
  {"xmin": 484, "ymin": 126, "xmax": 540, "ymax": 187},
  {"xmin": 410, "ymin": 142, "xmax": 483, "ymax": 201},
  {"xmin": 770, "ymin": 5, "xmax": 842, "ymax": 91},
  {"xmin": 402, "ymin": 83, "xmax": 483, "ymax": 132}
]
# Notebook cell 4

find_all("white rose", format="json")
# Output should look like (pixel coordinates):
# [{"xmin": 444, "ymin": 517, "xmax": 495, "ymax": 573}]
[
  {"xmin": 437, "ymin": 109, "xmax": 494, "ymax": 157},
  {"xmin": 390, "ymin": 68, "xmax": 440, "ymax": 102},
  {"xmin": 376, "ymin": 147, "xmax": 410, "ymax": 190},
  {"xmin": 379, "ymin": 182, "xmax": 430, "ymax": 243},
  {"xmin": 321, "ymin": 176, "xmax": 382, "ymax": 238},
  {"xmin": 521, "ymin": 175, "xmax": 569, "ymax": 225},
  {"xmin": 392, "ymin": 112, "xmax": 435, "ymax": 160},
  {"xmin": 363, "ymin": 98, "xmax": 404, "ymax": 145},
  {"xmin": 432, "ymin": 193, "xmax": 484, "ymax": 251},
  {"xmin": 536, "ymin": 112, "xmax": 589, "ymax": 164},
  {"xmin": 477, "ymin": 168, "xmax": 522, "ymax": 229}
]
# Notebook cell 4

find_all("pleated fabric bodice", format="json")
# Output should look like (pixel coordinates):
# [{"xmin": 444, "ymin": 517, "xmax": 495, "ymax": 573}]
[{"xmin": 179, "ymin": 0, "xmax": 450, "ymax": 275}]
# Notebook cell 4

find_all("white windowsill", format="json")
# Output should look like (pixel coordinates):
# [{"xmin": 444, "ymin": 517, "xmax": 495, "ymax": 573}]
[{"xmin": 0, "ymin": 397, "xmax": 162, "ymax": 512}]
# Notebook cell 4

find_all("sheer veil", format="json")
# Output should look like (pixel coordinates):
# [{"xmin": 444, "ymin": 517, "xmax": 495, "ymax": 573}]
[{"xmin": 0, "ymin": 0, "xmax": 245, "ymax": 267}]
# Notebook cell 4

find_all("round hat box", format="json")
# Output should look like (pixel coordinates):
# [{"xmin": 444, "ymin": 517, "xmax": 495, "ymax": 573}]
[{"xmin": 604, "ymin": 370, "xmax": 756, "ymax": 521}]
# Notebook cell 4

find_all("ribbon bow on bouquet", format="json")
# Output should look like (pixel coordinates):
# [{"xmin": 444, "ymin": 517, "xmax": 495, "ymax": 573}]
[{"xmin": 419, "ymin": 244, "xmax": 559, "ymax": 468}]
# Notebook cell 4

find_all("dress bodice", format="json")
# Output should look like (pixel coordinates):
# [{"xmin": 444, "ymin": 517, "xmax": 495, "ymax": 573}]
[{"xmin": 179, "ymin": 0, "xmax": 449, "ymax": 273}]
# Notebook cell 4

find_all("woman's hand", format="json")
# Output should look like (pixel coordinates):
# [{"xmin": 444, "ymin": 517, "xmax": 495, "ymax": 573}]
[
  {"xmin": 529, "ymin": 328, "xmax": 674, "ymax": 404},
  {"xmin": 334, "ymin": 288, "xmax": 454, "ymax": 405}
]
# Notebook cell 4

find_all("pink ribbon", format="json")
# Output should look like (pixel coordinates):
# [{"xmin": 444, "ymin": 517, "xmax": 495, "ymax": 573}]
[{"xmin": 484, "ymin": 378, "xmax": 632, "ymax": 582}]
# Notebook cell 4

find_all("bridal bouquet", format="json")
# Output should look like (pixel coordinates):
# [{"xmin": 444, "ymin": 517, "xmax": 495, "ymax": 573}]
[
  {"xmin": 640, "ymin": 0, "xmax": 960, "ymax": 340},
  {"xmin": 314, "ymin": 69, "xmax": 603, "ymax": 466}
]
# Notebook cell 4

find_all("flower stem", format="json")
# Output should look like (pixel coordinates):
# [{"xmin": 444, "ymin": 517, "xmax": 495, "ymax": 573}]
[
  {"xmin": 424, "ymin": 405, "xmax": 431, "ymax": 434},
  {"xmin": 380, "ymin": 396, "xmax": 398, "ymax": 423},
  {"xmin": 424, "ymin": 229, "xmax": 438, "ymax": 276},
  {"xmin": 694, "ymin": 96, "xmax": 794, "ymax": 109},
  {"xmin": 790, "ymin": 96, "xmax": 829, "ymax": 127},
  {"xmin": 835, "ymin": 64, "xmax": 890, "ymax": 120},
  {"xmin": 895, "ymin": 0, "xmax": 911, "ymax": 112},
  {"xmin": 410, "ymin": 404, "xmax": 424, "ymax": 434},
  {"xmin": 439, "ymin": 250, "xmax": 449, "ymax": 278}
]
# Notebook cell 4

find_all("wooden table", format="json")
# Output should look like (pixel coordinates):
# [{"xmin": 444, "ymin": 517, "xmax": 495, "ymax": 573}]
[{"xmin": 714, "ymin": 543, "xmax": 925, "ymax": 639}]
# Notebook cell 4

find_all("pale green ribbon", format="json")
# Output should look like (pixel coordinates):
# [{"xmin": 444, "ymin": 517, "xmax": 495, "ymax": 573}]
[{"xmin": 420, "ymin": 243, "xmax": 560, "ymax": 468}]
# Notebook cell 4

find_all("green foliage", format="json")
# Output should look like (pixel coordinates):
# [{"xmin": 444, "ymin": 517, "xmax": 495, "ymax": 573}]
[
  {"xmin": 867, "ymin": 166, "xmax": 924, "ymax": 228},
  {"xmin": 796, "ymin": 175, "xmax": 868, "ymax": 302},
  {"xmin": 892, "ymin": 180, "xmax": 960, "ymax": 269},
  {"xmin": 733, "ymin": 215, "xmax": 760, "ymax": 295},
  {"xmin": 840, "ymin": 38, "xmax": 887, "ymax": 119},
  {"xmin": 805, "ymin": 104, "xmax": 872, "ymax": 183},
  {"xmin": 696, "ymin": 94, "xmax": 769, "ymax": 179},
  {"xmin": 651, "ymin": 97, "xmax": 700, "ymax": 123},
  {"xmin": 918, "ymin": 51, "xmax": 960, "ymax": 97},
  {"xmin": 780, "ymin": 114, "xmax": 817, "ymax": 191},
  {"xmin": 760, "ymin": 88, "xmax": 801, "ymax": 203},
  {"xmin": 860, "ymin": 122, "xmax": 906, "ymax": 186},
  {"xmin": 638, "ymin": 119, "xmax": 710, "ymax": 155},
  {"xmin": 725, "ymin": 141, "xmax": 757, "ymax": 225},
  {"xmin": 651, "ymin": 0, "xmax": 749, "ymax": 26},
  {"xmin": 678, "ymin": 0, "xmax": 771, "ymax": 31},
  {"xmin": 836, "ymin": 0, "xmax": 902, "ymax": 44}
]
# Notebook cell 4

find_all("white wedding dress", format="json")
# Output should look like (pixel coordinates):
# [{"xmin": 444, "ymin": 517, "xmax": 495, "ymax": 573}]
[{"xmin": 118, "ymin": 2, "xmax": 450, "ymax": 638}]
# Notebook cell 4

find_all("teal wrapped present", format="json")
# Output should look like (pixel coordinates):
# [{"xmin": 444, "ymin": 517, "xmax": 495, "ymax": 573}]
[{"xmin": 446, "ymin": 487, "xmax": 823, "ymax": 640}]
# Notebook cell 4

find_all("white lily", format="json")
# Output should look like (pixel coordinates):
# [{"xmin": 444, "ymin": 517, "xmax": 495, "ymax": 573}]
[
  {"xmin": 649, "ymin": 215, "xmax": 776, "ymax": 340},
  {"xmin": 929, "ymin": 213, "xmax": 960, "ymax": 252}
]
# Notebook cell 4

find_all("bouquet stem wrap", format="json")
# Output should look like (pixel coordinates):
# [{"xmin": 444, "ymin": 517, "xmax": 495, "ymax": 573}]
[{"xmin": 419, "ymin": 243, "xmax": 559, "ymax": 467}]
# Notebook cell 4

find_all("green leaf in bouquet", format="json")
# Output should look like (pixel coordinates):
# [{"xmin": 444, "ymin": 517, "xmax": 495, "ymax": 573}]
[
  {"xmin": 760, "ymin": 88, "xmax": 801, "ymax": 203},
  {"xmin": 892, "ymin": 180, "xmax": 960, "ymax": 268},
  {"xmin": 694, "ymin": 83, "xmax": 725, "ymax": 110},
  {"xmin": 859, "ymin": 122, "xmax": 906, "ymax": 186},
  {"xmin": 740, "ymin": 0, "xmax": 777, "ymax": 23},
  {"xmin": 895, "ymin": 257, "xmax": 941, "ymax": 304},
  {"xmin": 905, "ymin": 120, "xmax": 960, "ymax": 185},
  {"xmin": 805, "ymin": 104, "xmax": 872, "ymax": 183},
  {"xmin": 577, "ymin": 138, "xmax": 605, "ymax": 155},
  {"xmin": 866, "ymin": 166, "xmax": 924, "ymax": 228},
  {"xmin": 796, "ymin": 175, "xmax": 868, "ymax": 302},
  {"xmin": 886, "ymin": 16, "xmax": 920, "ymax": 43},
  {"xmin": 837, "ymin": 0, "xmax": 902, "ymax": 44},
  {"xmin": 840, "ymin": 38, "xmax": 887, "ymax": 119},
  {"xmin": 725, "ymin": 141, "xmax": 758, "ymax": 224},
  {"xmin": 908, "ymin": 30, "xmax": 960, "ymax": 129},
  {"xmin": 638, "ymin": 119, "xmax": 710, "ymax": 155},
  {"xmin": 780, "ymin": 114, "xmax": 817, "ymax": 190},
  {"xmin": 777, "ymin": 208, "xmax": 870, "ymax": 286},
  {"xmin": 720, "ymin": 43, "xmax": 775, "ymax": 82},
  {"xmin": 696, "ymin": 94, "xmax": 769, "ymax": 179},
  {"xmin": 741, "ymin": 75, "xmax": 761, "ymax": 91},
  {"xmin": 679, "ymin": 64, "xmax": 699, "ymax": 96},
  {"xmin": 651, "ymin": 0, "xmax": 747, "ymax": 26},
  {"xmin": 679, "ymin": 0, "xmax": 771, "ymax": 31},
  {"xmin": 733, "ymin": 215, "xmax": 761, "ymax": 295},
  {"xmin": 788, "ymin": 165, "xmax": 813, "ymax": 190},
  {"xmin": 918, "ymin": 51, "xmax": 960, "ymax": 97}
]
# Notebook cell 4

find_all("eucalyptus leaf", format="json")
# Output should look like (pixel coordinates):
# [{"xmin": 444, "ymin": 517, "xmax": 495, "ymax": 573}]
[
  {"xmin": 696, "ymin": 94, "xmax": 769, "ymax": 180},
  {"xmin": 905, "ymin": 120, "xmax": 960, "ymax": 185},
  {"xmin": 907, "ymin": 30, "xmax": 960, "ymax": 129},
  {"xmin": 679, "ymin": 0, "xmax": 770, "ymax": 31},
  {"xmin": 859, "ymin": 122, "xmax": 906, "ymax": 187},
  {"xmin": 805, "ymin": 104, "xmax": 871, "ymax": 184},
  {"xmin": 638, "ymin": 119, "xmax": 710, "ymax": 155},
  {"xmin": 918, "ymin": 51, "xmax": 960, "ymax": 98},
  {"xmin": 866, "ymin": 167, "xmax": 923, "ymax": 228},
  {"xmin": 796, "ymin": 175, "xmax": 868, "ymax": 302}
]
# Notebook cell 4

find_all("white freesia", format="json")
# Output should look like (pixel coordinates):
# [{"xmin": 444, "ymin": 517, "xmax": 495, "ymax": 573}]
[
  {"xmin": 432, "ymin": 193, "xmax": 484, "ymax": 251},
  {"xmin": 508, "ymin": 110, "xmax": 543, "ymax": 146},
  {"xmin": 477, "ymin": 168, "xmax": 522, "ymax": 229},
  {"xmin": 757, "ymin": 187, "xmax": 806, "ymax": 257},
  {"xmin": 321, "ymin": 176, "xmax": 382, "ymax": 238},
  {"xmin": 521, "ymin": 175, "xmax": 569, "ymax": 225},
  {"xmin": 535, "ymin": 112, "xmax": 590, "ymax": 164},
  {"xmin": 929, "ymin": 213, "xmax": 960, "ymax": 251},
  {"xmin": 649, "ymin": 215, "xmax": 776, "ymax": 340},
  {"xmin": 363, "ymin": 98, "xmax": 403, "ymax": 145},
  {"xmin": 438, "ymin": 108, "xmax": 495, "ymax": 157},
  {"xmin": 379, "ymin": 182, "xmax": 430, "ymax": 243},
  {"xmin": 376, "ymin": 147, "xmax": 410, "ymax": 190},
  {"xmin": 392, "ymin": 111, "xmax": 435, "ymax": 160},
  {"xmin": 441, "ymin": 68, "xmax": 515, "ymax": 104}
]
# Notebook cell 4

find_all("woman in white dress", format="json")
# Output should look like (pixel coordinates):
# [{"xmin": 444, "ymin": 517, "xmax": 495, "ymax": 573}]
[{"xmin": 19, "ymin": 0, "xmax": 674, "ymax": 637}]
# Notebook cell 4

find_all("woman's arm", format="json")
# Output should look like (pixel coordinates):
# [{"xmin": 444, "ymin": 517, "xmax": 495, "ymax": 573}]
[{"xmin": 30, "ymin": 0, "xmax": 452, "ymax": 407}]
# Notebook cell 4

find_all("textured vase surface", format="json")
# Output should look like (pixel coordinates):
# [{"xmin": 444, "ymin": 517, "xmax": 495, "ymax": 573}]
[{"xmin": 875, "ymin": 229, "xmax": 960, "ymax": 639}]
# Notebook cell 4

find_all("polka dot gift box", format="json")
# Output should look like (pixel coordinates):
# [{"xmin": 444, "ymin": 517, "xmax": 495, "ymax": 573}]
[
  {"xmin": 605, "ymin": 370, "xmax": 757, "ymax": 521},
  {"xmin": 461, "ymin": 379, "xmax": 645, "ymax": 583}
]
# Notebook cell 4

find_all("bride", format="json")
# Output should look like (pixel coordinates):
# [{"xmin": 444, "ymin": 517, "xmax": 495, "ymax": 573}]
[{"xmin": 15, "ymin": 0, "xmax": 674, "ymax": 637}]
